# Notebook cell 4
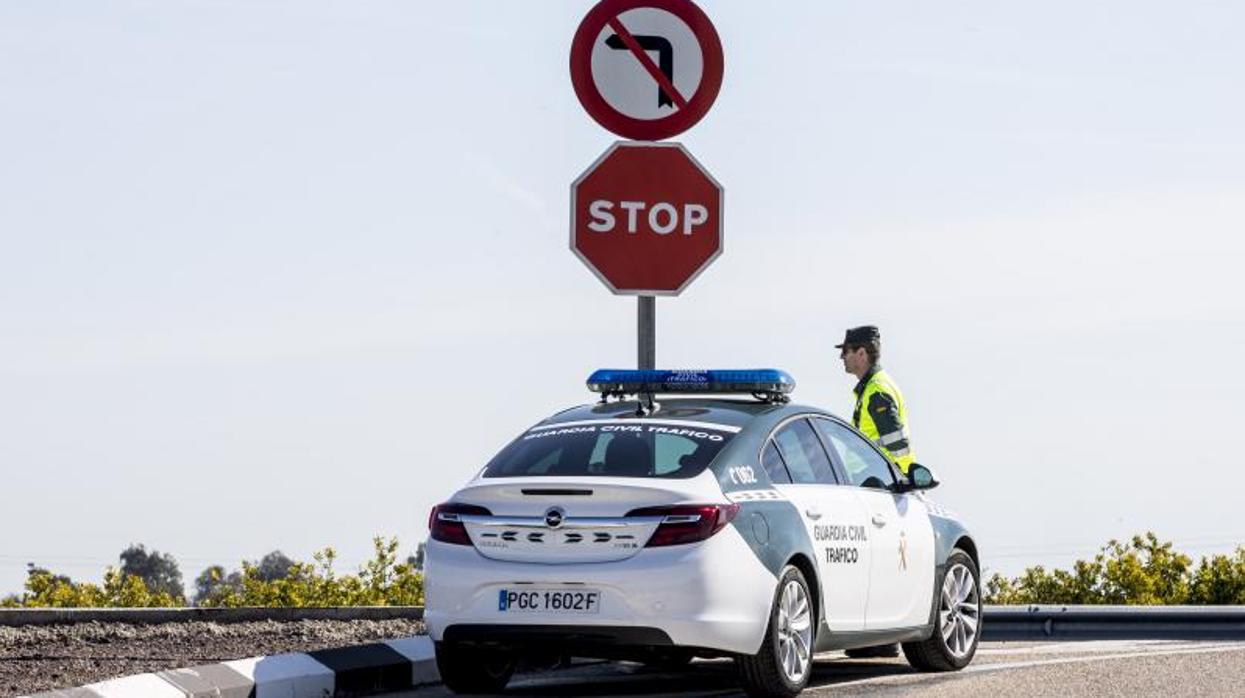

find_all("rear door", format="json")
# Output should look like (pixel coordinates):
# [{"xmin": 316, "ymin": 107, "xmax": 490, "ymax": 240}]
[
  {"xmin": 813, "ymin": 418, "xmax": 935, "ymax": 630},
  {"xmin": 767, "ymin": 417, "xmax": 871, "ymax": 632}
]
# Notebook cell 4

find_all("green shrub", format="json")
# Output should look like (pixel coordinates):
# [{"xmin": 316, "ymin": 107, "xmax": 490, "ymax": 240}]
[
  {"xmin": 10, "ymin": 537, "xmax": 424, "ymax": 609},
  {"xmin": 986, "ymin": 532, "xmax": 1242, "ymax": 605},
  {"xmin": 195, "ymin": 537, "xmax": 424, "ymax": 608},
  {"xmin": 1188, "ymin": 548, "xmax": 1245, "ymax": 604},
  {"xmin": 8, "ymin": 566, "xmax": 181, "ymax": 608}
]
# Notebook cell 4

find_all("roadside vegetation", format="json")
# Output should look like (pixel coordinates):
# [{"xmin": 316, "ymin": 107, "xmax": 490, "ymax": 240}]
[
  {"xmin": 1, "ymin": 537, "xmax": 424, "ymax": 608},
  {"xmin": 985, "ymin": 532, "xmax": 1245, "ymax": 605}
]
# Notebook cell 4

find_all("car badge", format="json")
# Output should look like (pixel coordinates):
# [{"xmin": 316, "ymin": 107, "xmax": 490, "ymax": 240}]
[{"xmin": 545, "ymin": 507, "xmax": 566, "ymax": 529}]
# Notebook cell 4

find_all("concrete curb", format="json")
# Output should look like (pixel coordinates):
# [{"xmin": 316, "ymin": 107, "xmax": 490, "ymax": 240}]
[
  {"xmin": 0, "ymin": 607, "xmax": 424, "ymax": 627},
  {"xmin": 21, "ymin": 635, "xmax": 438, "ymax": 698}
]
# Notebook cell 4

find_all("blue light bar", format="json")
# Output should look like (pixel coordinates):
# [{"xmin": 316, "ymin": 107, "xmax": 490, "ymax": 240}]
[{"xmin": 587, "ymin": 369, "xmax": 796, "ymax": 398}]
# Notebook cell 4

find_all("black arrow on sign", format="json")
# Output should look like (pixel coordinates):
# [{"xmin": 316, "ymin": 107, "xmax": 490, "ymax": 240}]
[{"xmin": 604, "ymin": 34, "xmax": 675, "ymax": 107}]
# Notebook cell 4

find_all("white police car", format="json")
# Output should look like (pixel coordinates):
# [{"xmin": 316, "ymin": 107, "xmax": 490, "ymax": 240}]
[{"xmin": 424, "ymin": 370, "xmax": 980, "ymax": 697}]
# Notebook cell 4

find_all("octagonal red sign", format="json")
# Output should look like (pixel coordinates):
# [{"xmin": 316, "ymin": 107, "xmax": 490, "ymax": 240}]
[{"xmin": 571, "ymin": 142, "xmax": 723, "ymax": 296}]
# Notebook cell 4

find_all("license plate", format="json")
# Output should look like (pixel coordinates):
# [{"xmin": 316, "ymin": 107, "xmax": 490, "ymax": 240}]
[{"xmin": 498, "ymin": 588, "xmax": 601, "ymax": 614}]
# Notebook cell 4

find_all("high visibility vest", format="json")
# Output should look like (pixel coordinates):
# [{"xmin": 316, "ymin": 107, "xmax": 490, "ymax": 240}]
[{"xmin": 853, "ymin": 368, "xmax": 916, "ymax": 474}]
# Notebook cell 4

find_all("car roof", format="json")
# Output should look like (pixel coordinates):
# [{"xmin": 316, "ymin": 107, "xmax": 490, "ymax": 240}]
[{"xmin": 534, "ymin": 398, "xmax": 840, "ymax": 432}]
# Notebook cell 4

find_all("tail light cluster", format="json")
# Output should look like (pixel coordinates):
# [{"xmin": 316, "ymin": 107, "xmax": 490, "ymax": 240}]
[
  {"xmin": 626, "ymin": 503, "xmax": 740, "ymax": 547},
  {"xmin": 427, "ymin": 502, "xmax": 739, "ymax": 548},
  {"xmin": 428, "ymin": 502, "xmax": 492, "ymax": 545}
]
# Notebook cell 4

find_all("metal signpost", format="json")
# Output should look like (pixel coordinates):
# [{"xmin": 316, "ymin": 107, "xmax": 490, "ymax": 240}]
[{"xmin": 569, "ymin": 0, "xmax": 725, "ymax": 369}]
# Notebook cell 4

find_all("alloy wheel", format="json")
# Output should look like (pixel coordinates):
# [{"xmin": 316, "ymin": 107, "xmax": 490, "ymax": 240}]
[
  {"xmin": 776, "ymin": 578, "xmax": 813, "ymax": 683},
  {"xmin": 939, "ymin": 563, "xmax": 980, "ymax": 658}
]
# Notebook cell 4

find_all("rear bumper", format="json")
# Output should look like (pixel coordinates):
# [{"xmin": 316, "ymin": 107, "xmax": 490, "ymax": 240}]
[
  {"xmin": 441, "ymin": 624, "xmax": 675, "ymax": 663},
  {"xmin": 424, "ymin": 527, "xmax": 776, "ymax": 655},
  {"xmin": 444, "ymin": 623, "xmax": 672, "ymax": 646}
]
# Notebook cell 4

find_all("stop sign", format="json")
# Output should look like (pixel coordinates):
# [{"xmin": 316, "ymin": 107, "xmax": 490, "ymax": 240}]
[{"xmin": 570, "ymin": 142, "xmax": 723, "ymax": 295}]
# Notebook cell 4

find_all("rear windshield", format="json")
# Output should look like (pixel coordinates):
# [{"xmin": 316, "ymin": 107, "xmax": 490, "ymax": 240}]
[{"xmin": 483, "ymin": 420, "xmax": 738, "ymax": 479}]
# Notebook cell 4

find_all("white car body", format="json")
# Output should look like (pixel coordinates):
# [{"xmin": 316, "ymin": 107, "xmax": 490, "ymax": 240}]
[{"xmin": 425, "ymin": 395, "xmax": 980, "ymax": 696}]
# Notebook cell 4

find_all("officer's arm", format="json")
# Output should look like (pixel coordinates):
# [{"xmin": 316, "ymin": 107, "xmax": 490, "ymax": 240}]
[{"xmin": 868, "ymin": 392, "xmax": 910, "ymax": 458}]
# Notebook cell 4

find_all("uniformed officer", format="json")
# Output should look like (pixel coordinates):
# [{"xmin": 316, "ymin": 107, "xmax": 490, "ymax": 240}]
[
  {"xmin": 838, "ymin": 325, "xmax": 913, "ymax": 660},
  {"xmin": 837, "ymin": 325, "xmax": 916, "ymax": 474}
]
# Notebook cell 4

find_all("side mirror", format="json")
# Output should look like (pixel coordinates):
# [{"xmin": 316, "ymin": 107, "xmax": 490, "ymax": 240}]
[{"xmin": 907, "ymin": 463, "xmax": 939, "ymax": 490}]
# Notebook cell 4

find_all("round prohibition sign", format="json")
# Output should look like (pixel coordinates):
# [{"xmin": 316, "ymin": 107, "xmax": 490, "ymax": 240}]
[{"xmin": 570, "ymin": 0, "xmax": 724, "ymax": 141}]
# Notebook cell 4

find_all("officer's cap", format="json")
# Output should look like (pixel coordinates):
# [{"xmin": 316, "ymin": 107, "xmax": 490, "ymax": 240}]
[{"xmin": 835, "ymin": 325, "xmax": 881, "ymax": 348}]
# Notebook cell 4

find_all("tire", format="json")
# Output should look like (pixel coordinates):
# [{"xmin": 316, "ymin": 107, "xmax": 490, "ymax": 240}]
[
  {"xmin": 736, "ymin": 565, "xmax": 815, "ymax": 698},
  {"xmin": 434, "ymin": 641, "xmax": 516, "ymax": 694},
  {"xmin": 902, "ymin": 548, "xmax": 981, "ymax": 672}
]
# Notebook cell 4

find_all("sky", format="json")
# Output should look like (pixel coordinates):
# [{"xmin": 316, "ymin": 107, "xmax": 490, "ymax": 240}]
[{"xmin": 2, "ymin": 1, "xmax": 1243, "ymax": 596}]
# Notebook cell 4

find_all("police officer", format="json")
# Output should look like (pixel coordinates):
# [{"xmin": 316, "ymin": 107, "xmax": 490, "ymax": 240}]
[
  {"xmin": 838, "ymin": 325, "xmax": 913, "ymax": 660},
  {"xmin": 837, "ymin": 325, "xmax": 916, "ymax": 473}
]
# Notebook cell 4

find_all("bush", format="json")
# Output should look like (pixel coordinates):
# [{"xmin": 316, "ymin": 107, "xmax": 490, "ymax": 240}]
[
  {"xmin": 9, "ymin": 537, "xmax": 424, "ymax": 609},
  {"xmin": 985, "ymin": 532, "xmax": 1243, "ymax": 605},
  {"xmin": 5, "ymin": 566, "xmax": 182, "ymax": 608},
  {"xmin": 1188, "ymin": 548, "xmax": 1245, "ymax": 604},
  {"xmin": 198, "ymin": 537, "xmax": 424, "ymax": 608}
]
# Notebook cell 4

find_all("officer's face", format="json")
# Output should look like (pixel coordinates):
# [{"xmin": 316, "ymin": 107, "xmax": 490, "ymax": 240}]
[{"xmin": 840, "ymin": 346, "xmax": 868, "ymax": 375}]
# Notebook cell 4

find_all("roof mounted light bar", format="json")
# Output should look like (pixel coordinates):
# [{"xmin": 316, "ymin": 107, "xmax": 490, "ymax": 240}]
[{"xmin": 587, "ymin": 369, "xmax": 796, "ymax": 404}]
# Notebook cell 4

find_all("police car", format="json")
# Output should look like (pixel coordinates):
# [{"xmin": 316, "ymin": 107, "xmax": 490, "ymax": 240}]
[{"xmin": 424, "ymin": 370, "xmax": 980, "ymax": 697}]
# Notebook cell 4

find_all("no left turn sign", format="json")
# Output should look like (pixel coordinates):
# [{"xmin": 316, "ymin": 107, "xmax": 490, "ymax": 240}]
[{"xmin": 570, "ymin": 0, "xmax": 724, "ymax": 141}]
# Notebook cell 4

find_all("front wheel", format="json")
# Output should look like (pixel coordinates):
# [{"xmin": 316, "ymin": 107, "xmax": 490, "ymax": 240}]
[
  {"xmin": 736, "ymin": 565, "xmax": 814, "ymax": 698},
  {"xmin": 434, "ymin": 641, "xmax": 516, "ymax": 694},
  {"xmin": 902, "ymin": 548, "xmax": 981, "ymax": 671}
]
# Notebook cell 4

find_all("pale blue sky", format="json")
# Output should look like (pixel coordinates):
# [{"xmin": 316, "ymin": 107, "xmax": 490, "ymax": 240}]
[{"xmin": 2, "ymin": 1, "xmax": 1243, "ymax": 595}]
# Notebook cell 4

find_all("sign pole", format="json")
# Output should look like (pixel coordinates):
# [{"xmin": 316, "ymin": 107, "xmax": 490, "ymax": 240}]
[{"xmin": 638, "ymin": 296, "xmax": 655, "ymax": 369}]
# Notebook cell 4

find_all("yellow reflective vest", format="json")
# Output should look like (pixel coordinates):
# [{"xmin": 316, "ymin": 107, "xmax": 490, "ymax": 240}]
[{"xmin": 852, "ymin": 367, "xmax": 916, "ymax": 473}]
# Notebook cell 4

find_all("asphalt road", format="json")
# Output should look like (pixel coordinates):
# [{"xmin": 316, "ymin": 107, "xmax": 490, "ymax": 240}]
[{"xmin": 390, "ymin": 640, "xmax": 1245, "ymax": 697}]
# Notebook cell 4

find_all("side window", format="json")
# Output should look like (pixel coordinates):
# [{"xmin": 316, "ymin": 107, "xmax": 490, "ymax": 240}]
[
  {"xmin": 771, "ymin": 419, "xmax": 838, "ymax": 485},
  {"xmin": 814, "ymin": 419, "xmax": 896, "ymax": 489},
  {"xmin": 761, "ymin": 441, "xmax": 791, "ymax": 484}
]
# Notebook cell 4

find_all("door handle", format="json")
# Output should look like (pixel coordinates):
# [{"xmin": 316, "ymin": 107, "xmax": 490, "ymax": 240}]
[
  {"xmin": 871, "ymin": 514, "xmax": 888, "ymax": 527},
  {"xmin": 805, "ymin": 508, "xmax": 823, "ymax": 520}
]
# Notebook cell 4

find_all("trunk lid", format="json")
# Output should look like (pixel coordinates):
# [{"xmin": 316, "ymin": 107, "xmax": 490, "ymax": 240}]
[{"xmin": 451, "ymin": 473, "xmax": 724, "ymax": 563}]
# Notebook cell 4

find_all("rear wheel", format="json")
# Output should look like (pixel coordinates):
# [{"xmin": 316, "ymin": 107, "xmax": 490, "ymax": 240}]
[
  {"xmin": 434, "ymin": 641, "xmax": 516, "ymax": 694},
  {"xmin": 736, "ymin": 565, "xmax": 814, "ymax": 698},
  {"xmin": 902, "ymin": 549, "xmax": 981, "ymax": 671}
]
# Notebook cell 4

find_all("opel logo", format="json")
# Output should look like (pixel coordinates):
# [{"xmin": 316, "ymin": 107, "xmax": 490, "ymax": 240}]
[{"xmin": 545, "ymin": 507, "xmax": 566, "ymax": 529}]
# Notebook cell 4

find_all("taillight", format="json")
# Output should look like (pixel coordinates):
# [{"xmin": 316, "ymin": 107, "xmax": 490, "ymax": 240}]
[
  {"xmin": 428, "ymin": 502, "xmax": 492, "ymax": 545},
  {"xmin": 626, "ymin": 503, "xmax": 741, "ymax": 547}
]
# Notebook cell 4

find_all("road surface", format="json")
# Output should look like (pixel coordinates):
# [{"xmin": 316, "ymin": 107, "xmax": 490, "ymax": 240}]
[{"xmin": 389, "ymin": 640, "xmax": 1245, "ymax": 697}]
